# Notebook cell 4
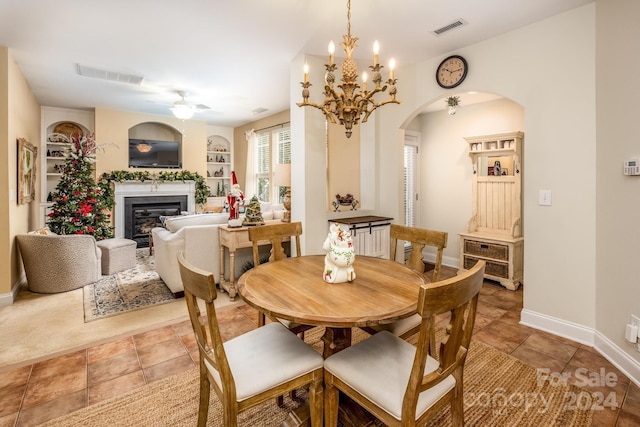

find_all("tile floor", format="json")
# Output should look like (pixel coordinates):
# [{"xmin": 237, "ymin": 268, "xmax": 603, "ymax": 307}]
[{"xmin": 0, "ymin": 269, "xmax": 638, "ymax": 427}]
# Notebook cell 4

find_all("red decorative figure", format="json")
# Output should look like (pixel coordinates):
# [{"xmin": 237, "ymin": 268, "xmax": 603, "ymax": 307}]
[{"xmin": 227, "ymin": 171, "xmax": 244, "ymax": 221}]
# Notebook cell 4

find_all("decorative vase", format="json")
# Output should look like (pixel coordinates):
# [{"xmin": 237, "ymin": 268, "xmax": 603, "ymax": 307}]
[{"xmin": 322, "ymin": 223, "xmax": 356, "ymax": 283}]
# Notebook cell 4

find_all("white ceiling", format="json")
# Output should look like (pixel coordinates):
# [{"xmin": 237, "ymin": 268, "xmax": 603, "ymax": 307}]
[{"xmin": 0, "ymin": 0, "xmax": 593, "ymax": 127}]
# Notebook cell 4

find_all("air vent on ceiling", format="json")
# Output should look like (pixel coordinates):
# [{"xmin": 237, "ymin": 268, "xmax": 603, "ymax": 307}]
[
  {"xmin": 76, "ymin": 64, "xmax": 144, "ymax": 85},
  {"xmin": 252, "ymin": 107, "xmax": 268, "ymax": 114},
  {"xmin": 432, "ymin": 19, "xmax": 467, "ymax": 36}
]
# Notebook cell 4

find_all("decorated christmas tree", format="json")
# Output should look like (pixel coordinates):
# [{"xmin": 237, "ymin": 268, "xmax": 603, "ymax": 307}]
[
  {"xmin": 242, "ymin": 195, "xmax": 264, "ymax": 225},
  {"xmin": 47, "ymin": 133, "xmax": 114, "ymax": 240}
]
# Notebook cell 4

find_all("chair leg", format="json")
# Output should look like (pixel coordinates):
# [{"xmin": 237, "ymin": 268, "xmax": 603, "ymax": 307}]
[
  {"xmin": 309, "ymin": 372, "xmax": 324, "ymax": 427},
  {"xmin": 324, "ymin": 374, "xmax": 339, "ymax": 427},
  {"xmin": 451, "ymin": 372, "xmax": 465, "ymax": 427},
  {"xmin": 197, "ymin": 368, "xmax": 211, "ymax": 427}
]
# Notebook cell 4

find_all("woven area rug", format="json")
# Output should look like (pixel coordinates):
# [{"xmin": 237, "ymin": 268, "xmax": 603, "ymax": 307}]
[
  {"xmin": 43, "ymin": 328, "xmax": 595, "ymax": 427},
  {"xmin": 83, "ymin": 248, "xmax": 175, "ymax": 322}
]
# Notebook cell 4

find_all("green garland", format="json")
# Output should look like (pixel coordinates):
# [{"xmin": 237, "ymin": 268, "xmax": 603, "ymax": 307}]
[{"xmin": 98, "ymin": 170, "xmax": 211, "ymax": 208}]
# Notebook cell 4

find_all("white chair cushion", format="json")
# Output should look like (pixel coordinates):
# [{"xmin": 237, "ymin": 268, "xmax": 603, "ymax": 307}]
[
  {"xmin": 376, "ymin": 313, "xmax": 421, "ymax": 336},
  {"xmin": 324, "ymin": 330, "xmax": 455, "ymax": 422},
  {"xmin": 204, "ymin": 322, "xmax": 323, "ymax": 401}
]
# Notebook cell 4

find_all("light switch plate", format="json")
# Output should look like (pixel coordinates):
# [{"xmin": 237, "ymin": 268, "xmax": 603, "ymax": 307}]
[{"xmin": 538, "ymin": 190, "xmax": 552, "ymax": 206}]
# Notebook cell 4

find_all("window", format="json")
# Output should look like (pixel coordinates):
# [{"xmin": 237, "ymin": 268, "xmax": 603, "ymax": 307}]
[
  {"xmin": 404, "ymin": 132, "xmax": 420, "ymax": 227},
  {"xmin": 254, "ymin": 125, "xmax": 291, "ymax": 203},
  {"xmin": 255, "ymin": 132, "xmax": 270, "ymax": 202}
]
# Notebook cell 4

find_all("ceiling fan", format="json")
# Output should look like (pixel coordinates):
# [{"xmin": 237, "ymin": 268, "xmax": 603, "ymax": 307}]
[{"xmin": 170, "ymin": 90, "xmax": 211, "ymax": 119}]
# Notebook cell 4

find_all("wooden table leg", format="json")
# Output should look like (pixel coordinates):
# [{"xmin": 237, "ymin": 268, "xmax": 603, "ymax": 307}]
[
  {"xmin": 219, "ymin": 243, "xmax": 225, "ymax": 291},
  {"xmin": 218, "ymin": 245, "xmax": 237, "ymax": 301},
  {"xmin": 322, "ymin": 327, "xmax": 352, "ymax": 359}
]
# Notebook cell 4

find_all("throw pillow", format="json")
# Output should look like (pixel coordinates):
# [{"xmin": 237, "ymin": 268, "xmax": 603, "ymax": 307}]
[{"xmin": 28, "ymin": 227, "xmax": 56, "ymax": 235}]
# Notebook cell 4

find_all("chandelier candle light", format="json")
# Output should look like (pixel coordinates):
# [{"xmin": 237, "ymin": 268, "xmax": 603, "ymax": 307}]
[{"xmin": 297, "ymin": 0, "xmax": 400, "ymax": 138}]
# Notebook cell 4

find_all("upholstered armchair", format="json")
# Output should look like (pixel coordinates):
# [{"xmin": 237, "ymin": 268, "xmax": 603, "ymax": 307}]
[{"xmin": 16, "ymin": 234, "xmax": 102, "ymax": 293}]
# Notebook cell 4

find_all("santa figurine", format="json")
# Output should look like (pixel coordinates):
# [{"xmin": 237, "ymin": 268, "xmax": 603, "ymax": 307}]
[{"xmin": 227, "ymin": 171, "xmax": 244, "ymax": 226}]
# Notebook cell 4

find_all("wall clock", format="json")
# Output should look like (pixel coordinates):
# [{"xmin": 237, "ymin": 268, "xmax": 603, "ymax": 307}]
[{"xmin": 436, "ymin": 55, "xmax": 468, "ymax": 89}]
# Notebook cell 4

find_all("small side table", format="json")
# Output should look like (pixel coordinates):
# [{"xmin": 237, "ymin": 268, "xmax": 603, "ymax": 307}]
[{"xmin": 218, "ymin": 222, "xmax": 289, "ymax": 301}]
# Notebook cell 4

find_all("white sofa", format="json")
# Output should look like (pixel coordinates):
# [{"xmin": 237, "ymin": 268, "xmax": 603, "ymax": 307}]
[
  {"xmin": 152, "ymin": 204, "xmax": 286, "ymax": 296},
  {"xmin": 152, "ymin": 213, "xmax": 230, "ymax": 296}
]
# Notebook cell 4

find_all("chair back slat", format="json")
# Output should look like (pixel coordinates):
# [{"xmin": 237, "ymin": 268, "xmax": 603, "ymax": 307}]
[
  {"xmin": 248, "ymin": 222, "xmax": 302, "ymax": 265},
  {"xmin": 390, "ymin": 224, "xmax": 448, "ymax": 281}
]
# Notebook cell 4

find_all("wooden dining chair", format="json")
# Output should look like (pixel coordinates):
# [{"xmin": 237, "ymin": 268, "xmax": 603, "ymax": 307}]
[
  {"xmin": 177, "ymin": 252, "xmax": 324, "ymax": 427},
  {"xmin": 363, "ymin": 224, "xmax": 448, "ymax": 340},
  {"xmin": 248, "ymin": 222, "xmax": 315, "ymax": 338},
  {"xmin": 324, "ymin": 260, "xmax": 485, "ymax": 427}
]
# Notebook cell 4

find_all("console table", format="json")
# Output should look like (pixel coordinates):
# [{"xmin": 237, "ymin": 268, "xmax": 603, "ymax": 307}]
[{"xmin": 218, "ymin": 221, "xmax": 289, "ymax": 301}]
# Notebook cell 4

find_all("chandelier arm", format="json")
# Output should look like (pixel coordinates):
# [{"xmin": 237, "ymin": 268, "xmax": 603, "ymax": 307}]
[
  {"xmin": 361, "ymin": 98, "xmax": 401, "ymax": 123},
  {"xmin": 296, "ymin": 101, "xmax": 339, "ymax": 123}
]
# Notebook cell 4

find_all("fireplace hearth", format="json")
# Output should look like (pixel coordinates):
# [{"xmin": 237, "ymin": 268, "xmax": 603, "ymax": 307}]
[{"xmin": 124, "ymin": 196, "xmax": 187, "ymax": 247}]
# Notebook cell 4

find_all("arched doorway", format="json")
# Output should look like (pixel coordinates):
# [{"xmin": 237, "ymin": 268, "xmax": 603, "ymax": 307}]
[{"xmin": 402, "ymin": 92, "xmax": 524, "ymax": 287}]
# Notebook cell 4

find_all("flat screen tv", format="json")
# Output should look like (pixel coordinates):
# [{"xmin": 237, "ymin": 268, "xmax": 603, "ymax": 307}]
[{"xmin": 128, "ymin": 139, "xmax": 182, "ymax": 169}]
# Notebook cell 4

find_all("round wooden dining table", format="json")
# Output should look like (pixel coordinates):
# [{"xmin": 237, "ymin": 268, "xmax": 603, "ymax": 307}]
[{"xmin": 237, "ymin": 254, "xmax": 426, "ymax": 358}]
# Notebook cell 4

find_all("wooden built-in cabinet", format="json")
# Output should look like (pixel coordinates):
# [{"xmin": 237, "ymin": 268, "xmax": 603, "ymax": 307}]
[{"xmin": 459, "ymin": 132, "xmax": 524, "ymax": 290}]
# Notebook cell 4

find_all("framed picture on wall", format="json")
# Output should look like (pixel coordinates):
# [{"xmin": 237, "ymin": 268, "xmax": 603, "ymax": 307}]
[{"xmin": 17, "ymin": 138, "xmax": 38, "ymax": 204}]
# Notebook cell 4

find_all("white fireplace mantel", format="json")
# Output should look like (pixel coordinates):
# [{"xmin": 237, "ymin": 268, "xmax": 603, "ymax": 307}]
[{"xmin": 114, "ymin": 181, "xmax": 196, "ymax": 238}]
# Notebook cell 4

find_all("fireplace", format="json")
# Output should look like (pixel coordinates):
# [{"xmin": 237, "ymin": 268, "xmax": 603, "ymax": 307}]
[
  {"xmin": 124, "ymin": 196, "xmax": 187, "ymax": 247},
  {"xmin": 113, "ymin": 181, "xmax": 196, "ymax": 240}
]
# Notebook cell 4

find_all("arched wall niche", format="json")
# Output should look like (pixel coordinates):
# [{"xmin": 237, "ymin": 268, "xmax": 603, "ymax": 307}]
[{"xmin": 128, "ymin": 122, "xmax": 182, "ymax": 142}]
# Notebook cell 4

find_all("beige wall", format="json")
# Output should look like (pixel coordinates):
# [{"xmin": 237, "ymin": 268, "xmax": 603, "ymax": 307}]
[
  {"xmin": 1, "ymin": 47, "xmax": 41, "ymax": 300},
  {"xmin": 94, "ymin": 108, "xmax": 207, "ymax": 181},
  {"xmin": 595, "ymin": 0, "xmax": 640, "ymax": 375}
]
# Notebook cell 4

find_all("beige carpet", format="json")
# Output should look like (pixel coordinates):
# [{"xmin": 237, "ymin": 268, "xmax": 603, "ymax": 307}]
[{"xmin": 41, "ymin": 328, "xmax": 594, "ymax": 427}]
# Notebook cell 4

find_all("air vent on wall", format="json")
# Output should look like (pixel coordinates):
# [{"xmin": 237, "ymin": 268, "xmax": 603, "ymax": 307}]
[
  {"xmin": 432, "ymin": 19, "xmax": 467, "ymax": 36},
  {"xmin": 76, "ymin": 64, "xmax": 144, "ymax": 85}
]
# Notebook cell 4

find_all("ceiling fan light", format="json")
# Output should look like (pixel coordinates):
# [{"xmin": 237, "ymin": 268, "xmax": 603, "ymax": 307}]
[
  {"xmin": 171, "ymin": 104, "xmax": 195, "ymax": 119},
  {"xmin": 136, "ymin": 142, "xmax": 152, "ymax": 153}
]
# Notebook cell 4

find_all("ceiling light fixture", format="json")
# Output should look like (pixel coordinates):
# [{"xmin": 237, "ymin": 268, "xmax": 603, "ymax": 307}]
[
  {"xmin": 297, "ymin": 0, "xmax": 400, "ymax": 138},
  {"xmin": 171, "ymin": 91, "xmax": 196, "ymax": 120},
  {"xmin": 171, "ymin": 102, "xmax": 195, "ymax": 120},
  {"xmin": 136, "ymin": 142, "xmax": 152, "ymax": 153}
]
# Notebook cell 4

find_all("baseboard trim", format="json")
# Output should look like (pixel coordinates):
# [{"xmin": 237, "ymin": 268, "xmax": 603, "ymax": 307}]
[
  {"xmin": 594, "ymin": 330, "xmax": 640, "ymax": 388},
  {"xmin": 521, "ymin": 309, "xmax": 640, "ymax": 387},
  {"xmin": 0, "ymin": 276, "xmax": 24, "ymax": 307},
  {"xmin": 520, "ymin": 309, "xmax": 594, "ymax": 345}
]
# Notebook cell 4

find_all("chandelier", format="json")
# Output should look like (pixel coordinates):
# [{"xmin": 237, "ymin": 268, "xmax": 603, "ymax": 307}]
[{"xmin": 297, "ymin": 0, "xmax": 400, "ymax": 138}]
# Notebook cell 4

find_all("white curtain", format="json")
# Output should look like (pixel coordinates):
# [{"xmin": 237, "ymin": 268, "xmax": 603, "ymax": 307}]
[{"xmin": 244, "ymin": 129, "xmax": 256, "ymax": 197}]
